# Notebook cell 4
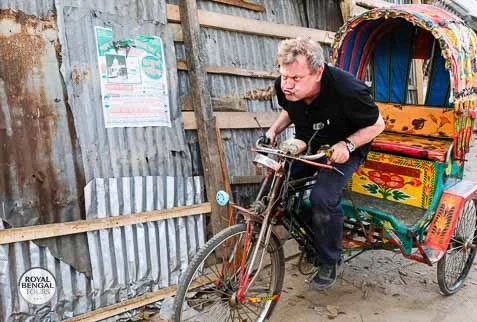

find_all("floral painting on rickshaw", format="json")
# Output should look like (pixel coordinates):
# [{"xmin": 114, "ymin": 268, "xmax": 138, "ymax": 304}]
[
  {"xmin": 351, "ymin": 152, "xmax": 438, "ymax": 209},
  {"xmin": 358, "ymin": 169, "xmax": 420, "ymax": 202}
]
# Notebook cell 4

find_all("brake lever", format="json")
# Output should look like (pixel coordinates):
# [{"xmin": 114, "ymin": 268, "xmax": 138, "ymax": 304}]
[
  {"xmin": 310, "ymin": 146, "xmax": 343, "ymax": 176},
  {"xmin": 331, "ymin": 167, "xmax": 344, "ymax": 176}
]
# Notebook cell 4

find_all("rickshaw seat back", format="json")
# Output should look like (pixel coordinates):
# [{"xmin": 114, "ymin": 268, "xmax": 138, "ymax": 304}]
[
  {"xmin": 371, "ymin": 132, "xmax": 452, "ymax": 162},
  {"xmin": 423, "ymin": 180, "xmax": 477, "ymax": 263},
  {"xmin": 376, "ymin": 103, "xmax": 454, "ymax": 139},
  {"xmin": 349, "ymin": 102, "xmax": 454, "ymax": 210}
]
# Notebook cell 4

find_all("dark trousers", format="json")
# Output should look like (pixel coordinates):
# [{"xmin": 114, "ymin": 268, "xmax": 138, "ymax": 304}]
[{"xmin": 289, "ymin": 153, "xmax": 364, "ymax": 264}]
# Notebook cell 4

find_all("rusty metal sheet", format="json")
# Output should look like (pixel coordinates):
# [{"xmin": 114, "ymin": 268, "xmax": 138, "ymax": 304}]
[{"xmin": 0, "ymin": 8, "xmax": 90, "ymax": 275}]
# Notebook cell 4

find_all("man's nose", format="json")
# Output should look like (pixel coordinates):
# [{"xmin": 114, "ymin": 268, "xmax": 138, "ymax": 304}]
[{"xmin": 283, "ymin": 78, "xmax": 294, "ymax": 89}]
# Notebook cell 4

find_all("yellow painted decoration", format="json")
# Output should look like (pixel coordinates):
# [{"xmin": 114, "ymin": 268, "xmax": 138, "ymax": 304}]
[
  {"xmin": 351, "ymin": 152, "xmax": 437, "ymax": 209},
  {"xmin": 377, "ymin": 103, "xmax": 455, "ymax": 138}
]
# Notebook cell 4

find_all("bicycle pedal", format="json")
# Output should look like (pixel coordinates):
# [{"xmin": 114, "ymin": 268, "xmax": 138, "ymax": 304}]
[{"xmin": 305, "ymin": 267, "xmax": 320, "ymax": 283}]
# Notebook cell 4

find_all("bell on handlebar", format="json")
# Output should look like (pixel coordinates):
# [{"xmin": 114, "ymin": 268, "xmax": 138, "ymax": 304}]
[
  {"xmin": 261, "ymin": 135, "xmax": 271, "ymax": 146},
  {"xmin": 279, "ymin": 138, "xmax": 307, "ymax": 156},
  {"xmin": 216, "ymin": 190, "xmax": 230, "ymax": 206},
  {"xmin": 316, "ymin": 145, "xmax": 333, "ymax": 158}
]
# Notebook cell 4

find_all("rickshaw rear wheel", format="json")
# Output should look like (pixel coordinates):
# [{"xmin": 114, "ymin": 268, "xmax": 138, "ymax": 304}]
[{"xmin": 437, "ymin": 199, "xmax": 477, "ymax": 295}]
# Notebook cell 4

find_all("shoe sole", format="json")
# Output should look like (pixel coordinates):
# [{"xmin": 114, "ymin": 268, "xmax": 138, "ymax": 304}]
[
  {"xmin": 308, "ymin": 264, "xmax": 344, "ymax": 291},
  {"xmin": 309, "ymin": 278, "xmax": 337, "ymax": 291}
]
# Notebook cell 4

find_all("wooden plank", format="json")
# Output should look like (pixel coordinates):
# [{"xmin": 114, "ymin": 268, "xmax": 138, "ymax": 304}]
[
  {"xmin": 167, "ymin": 4, "xmax": 335, "ymax": 44},
  {"xmin": 64, "ymin": 274, "xmax": 213, "ymax": 322},
  {"xmin": 182, "ymin": 95, "xmax": 246, "ymax": 111},
  {"xmin": 230, "ymin": 175, "xmax": 263, "ymax": 185},
  {"xmin": 168, "ymin": 23, "xmax": 183, "ymax": 42},
  {"xmin": 356, "ymin": 0, "xmax": 391, "ymax": 9},
  {"xmin": 177, "ymin": 60, "xmax": 279, "ymax": 79},
  {"xmin": 180, "ymin": 0, "xmax": 228, "ymax": 234},
  {"xmin": 209, "ymin": 0, "xmax": 265, "ymax": 12},
  {"xmin": 0, "ymin": 203, "xmax": 211, "ymax": 244},
  {"xmin": 183, "ymin": 111, "xmax": 279, "ymax": 130}
]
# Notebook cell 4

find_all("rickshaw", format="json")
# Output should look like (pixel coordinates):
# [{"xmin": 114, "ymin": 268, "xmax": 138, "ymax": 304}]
[{"xmin": 172, "ymin": 4, "xmax": 477, "ymax": 321}]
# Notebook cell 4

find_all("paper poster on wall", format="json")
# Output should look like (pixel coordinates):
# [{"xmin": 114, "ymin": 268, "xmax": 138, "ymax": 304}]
[{"xmin": 95, "ymin": 26, "xmax": 171, "ymax": 128}]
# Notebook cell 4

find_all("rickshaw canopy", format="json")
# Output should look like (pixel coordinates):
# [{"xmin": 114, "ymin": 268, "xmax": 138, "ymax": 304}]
[
  {"xmin": 332, "ymin": 4, "xmax": 477, "ymax": 160},
  {"xmin": 332, "ymin": 4, "xmax": 477, "ymax": 110}
]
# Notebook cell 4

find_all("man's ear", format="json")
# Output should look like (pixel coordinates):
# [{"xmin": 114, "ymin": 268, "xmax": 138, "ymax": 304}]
[{"xmin": 315, "ymin": 65, "xmax": 324, "ymax": 82}]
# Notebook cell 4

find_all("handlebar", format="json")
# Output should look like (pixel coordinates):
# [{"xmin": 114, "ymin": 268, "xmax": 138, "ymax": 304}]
[{"xmin": 253, "ymin": 137, "xmax": 344, "ymax": 176}]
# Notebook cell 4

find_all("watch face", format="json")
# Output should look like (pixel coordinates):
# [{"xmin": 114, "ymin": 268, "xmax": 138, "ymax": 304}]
[{"xmin": 346, "ymin": 141, "xmax": 355, "ymax": 152}]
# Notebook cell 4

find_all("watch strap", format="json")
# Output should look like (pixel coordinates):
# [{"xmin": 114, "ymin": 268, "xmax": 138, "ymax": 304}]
[{"xmin": 343, "ymin": 138, "xmax": 355, "ymax": 152}]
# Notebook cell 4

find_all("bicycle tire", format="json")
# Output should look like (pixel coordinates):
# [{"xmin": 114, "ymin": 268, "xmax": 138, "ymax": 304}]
[
  {"xmin": 173, "ymin": 223, "xmax": 285, "ymax": 321},
  {"xmin": 437, "ymin": 199, "xmax": 477, "ymax": 295}
]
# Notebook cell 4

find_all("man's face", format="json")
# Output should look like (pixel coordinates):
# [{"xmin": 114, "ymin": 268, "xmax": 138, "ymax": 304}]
[{"xmin": 279, "ymin": 55, "xmax": 323, "ymax": 102}]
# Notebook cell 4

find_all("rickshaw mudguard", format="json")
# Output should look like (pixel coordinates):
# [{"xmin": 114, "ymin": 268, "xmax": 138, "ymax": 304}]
[{"xmin": 423, "ymin": 180, "xmax": 477, "ymax": 263}]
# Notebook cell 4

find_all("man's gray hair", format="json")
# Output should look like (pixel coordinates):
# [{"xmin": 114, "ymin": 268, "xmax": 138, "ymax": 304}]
[{"xmin": 276, "ymin": 37, "xmax": 324, "ymax": 73}]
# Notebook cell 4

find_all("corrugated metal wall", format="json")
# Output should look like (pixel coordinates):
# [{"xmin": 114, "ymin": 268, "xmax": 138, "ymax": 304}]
[
  {"xmin": 0, "ymin": 218, "xmax": 92, "ymax": 321},
  {"xmin": 60, "ymin": 3, "xmax": 192, "ymax": 182},
  {"xmin": 0, "ymin": 7, "xmax": 91, "ymax": 283},
  {"xmin": 85, "ymin": 176, "xmax": 205, "ymax": 320},
  {"xmin": 0, "ymin": 175, "xmax": 205, "ymax": 321},
  {"xmin": 0, "ymin": 0, "xmax": 202, "ymax": 320}
]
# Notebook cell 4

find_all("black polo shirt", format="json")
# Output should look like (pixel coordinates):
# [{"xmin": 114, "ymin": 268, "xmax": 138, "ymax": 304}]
[{"xmin": 275, "ymin": 64, "xmax": 379, "ymax": 156}]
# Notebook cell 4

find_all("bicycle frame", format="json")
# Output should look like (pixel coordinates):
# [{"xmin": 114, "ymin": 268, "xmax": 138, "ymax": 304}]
[
  {"xmin": 233, "ymin": 167, "xmax": 285, "ymax": 303},
  {"xmin": 229, "ymin": 153, "xmax": 325, "ymax": 303}
]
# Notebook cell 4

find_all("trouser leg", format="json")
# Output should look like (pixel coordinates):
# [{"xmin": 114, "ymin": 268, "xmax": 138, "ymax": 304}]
[{"xmin": 310, "ymin": 154, "xmax": 363, "ymax": 264}]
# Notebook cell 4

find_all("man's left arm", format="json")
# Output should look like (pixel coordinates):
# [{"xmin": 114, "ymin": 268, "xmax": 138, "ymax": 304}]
[
  {"xmin": 330, "ymin": 85, "xmax": 385, "ymax": 163},
  {"xmin": 347, "ymin": 114, "xmax": 385, "ymax": 148},
  {"xmin": 330, "ymin": 115, "xmax": 384, "ymax": 163}
]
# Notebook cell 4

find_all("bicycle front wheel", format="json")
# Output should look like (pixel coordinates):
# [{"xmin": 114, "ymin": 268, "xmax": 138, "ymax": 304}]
[{"xmin": 173, "ymin": 223, "xmax": 285, "ymax": 321}]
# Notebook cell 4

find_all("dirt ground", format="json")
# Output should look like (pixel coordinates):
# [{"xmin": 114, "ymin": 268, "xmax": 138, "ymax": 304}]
[
  {"xmin": 271, "ymin": 139, "xmax": 477, "ymax": 322},
  {"xmin": 271, "ymin": 247, "xmax": 477, "ymax": 322}
]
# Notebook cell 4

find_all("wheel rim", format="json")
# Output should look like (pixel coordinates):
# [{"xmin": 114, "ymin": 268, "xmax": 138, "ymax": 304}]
[
  {"xmin": 441, "ymin": 199, "xmax": 477, "ymax": 291},
  {"xmin": 178, "ymin": 230, "xmax": 279, "ymax": 321}
]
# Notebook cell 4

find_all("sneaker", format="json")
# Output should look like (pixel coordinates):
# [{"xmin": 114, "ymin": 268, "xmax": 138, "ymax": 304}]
[{"xmin": 309, "ymin": 262, "xmax": 342, "ymax": 291}]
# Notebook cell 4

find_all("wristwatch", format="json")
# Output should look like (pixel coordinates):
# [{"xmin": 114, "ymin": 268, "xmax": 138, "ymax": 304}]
[{"xmin": 343, "ymin": 138, "xmax": 356, "ymax": 153}]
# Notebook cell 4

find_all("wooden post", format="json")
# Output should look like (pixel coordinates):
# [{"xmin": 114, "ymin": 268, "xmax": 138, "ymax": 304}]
[
  {"xmin": 179, "ymin": 0, "xmax": 228, "ymax": 234},
  {"xmin": 340, "ymin": 0, "xmax": 355, "ymax": 22},
  {"xmin": 412, "ymin": 0, "xmax": 425, "ymax": 104}
]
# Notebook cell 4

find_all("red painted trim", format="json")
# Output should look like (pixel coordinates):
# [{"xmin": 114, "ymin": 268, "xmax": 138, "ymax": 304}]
[{"xmin": 363, "ymin": 160, "xmax": 421, "ymax": 178}]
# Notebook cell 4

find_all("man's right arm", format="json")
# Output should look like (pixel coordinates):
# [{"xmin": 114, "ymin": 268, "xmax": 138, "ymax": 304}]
[{"xmin": 266, "ymin": 110, "xmax": 291, "ymax": 144}]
